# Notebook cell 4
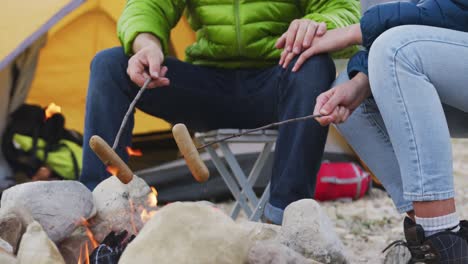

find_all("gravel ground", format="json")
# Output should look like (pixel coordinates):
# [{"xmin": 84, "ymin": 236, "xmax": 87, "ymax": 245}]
[{"xmin": 218, "ymin": 139, "xmax": 468, "ymax": 263}]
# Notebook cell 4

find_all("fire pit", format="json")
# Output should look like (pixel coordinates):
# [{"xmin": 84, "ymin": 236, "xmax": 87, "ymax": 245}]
[{"xmin": 0, "ymin": 135, "xmax": 353, "ymax": 264}]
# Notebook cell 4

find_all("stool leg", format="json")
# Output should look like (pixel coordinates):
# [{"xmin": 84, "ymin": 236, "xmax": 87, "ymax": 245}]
[
  {"xmin": 219, "ymin": 143, "xmax": 259, "ymax": 206},
  {"xmin": 250, "ymin": 183, "xmax": 270, "ymax": 221},
  {"xmin": 231, "ymin": 142, "xmax": 275, "ymax": 219},
  {"xmin": 202, "ymin": 144, "xmax": 253, "ymax": 217}
]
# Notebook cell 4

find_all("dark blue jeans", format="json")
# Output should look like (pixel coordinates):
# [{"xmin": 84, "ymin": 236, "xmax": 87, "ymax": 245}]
[{"xmin": 80, "ymin": 47, "xmax": 335, "ymax": 224}]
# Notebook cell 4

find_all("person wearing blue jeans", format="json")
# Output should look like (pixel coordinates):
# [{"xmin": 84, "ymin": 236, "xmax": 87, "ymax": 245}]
[
  {"xmin": 80, "ymin": 0, "xmax": 361, "ymax": 225},
  {"xmin": 279, "ymin": 0, "xmax": 468, "ymax": 262},
  {"xmin": 81, "ymin": 47, "xmax": 335, "ymax": 224}
]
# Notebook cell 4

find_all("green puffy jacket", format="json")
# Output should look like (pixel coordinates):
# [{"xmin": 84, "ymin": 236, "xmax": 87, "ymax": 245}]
[{"xmin": 118, "ymin": 0, "xmax": 360, "ymax": 68}]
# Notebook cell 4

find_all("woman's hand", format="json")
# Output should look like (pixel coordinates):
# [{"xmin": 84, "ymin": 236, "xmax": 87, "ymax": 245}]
[
  {"xmin": 277, "ymin": 24, "xmax": 362, "ymax": 71},
  {"xmin": 313, "ymin": 72, "xmax": 371, "ymax": 126}
]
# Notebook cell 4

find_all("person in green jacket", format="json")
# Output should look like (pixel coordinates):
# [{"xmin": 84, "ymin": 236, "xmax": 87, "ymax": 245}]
[{"xmin": 80, "ymin": 0, "xmax": 360, "ymax": 225}]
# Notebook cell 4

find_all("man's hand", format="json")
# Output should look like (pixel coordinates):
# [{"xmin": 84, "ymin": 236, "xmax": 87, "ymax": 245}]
[
  {"xmin": 313, "ymin": 73, "xmax": 371, "ymax": 126},
  {"xmin": 127, "ymin": 33, "xmax": 170, "ymax": 88},
  {"xmin": 276, "ymin": 19, "xmax": 327, "ymax": 67}
]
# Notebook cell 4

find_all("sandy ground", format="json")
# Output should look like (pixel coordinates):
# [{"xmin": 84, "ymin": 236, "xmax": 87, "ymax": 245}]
[{"xmin": 218, "ymin": 139, "xmax": 468, "ymax": 263}]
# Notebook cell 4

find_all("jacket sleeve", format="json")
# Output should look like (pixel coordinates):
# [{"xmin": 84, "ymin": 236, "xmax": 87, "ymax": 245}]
[
  {"xmin": 117, "ymin": 0, "xmax": 186, "ymax": 55},
  {"xmin": 347, "ymin": 50, "xmax": 368, "ymax": 78},
  {"xmin": 360, "ymin": 0, "xmax": 446, "ymax": 49},
  {"xmin": 301, "ymin": 0, "xmax": 361, "ymax": 58}
]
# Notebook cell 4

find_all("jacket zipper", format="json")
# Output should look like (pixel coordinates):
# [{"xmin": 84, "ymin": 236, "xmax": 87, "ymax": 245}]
[{"xmin": 234, "ymin": 0, "xmax": 242, "ymax": 55}]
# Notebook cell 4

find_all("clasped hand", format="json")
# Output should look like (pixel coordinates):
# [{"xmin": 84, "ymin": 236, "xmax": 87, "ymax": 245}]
[{"xmin": 277, "ymin": 22, "xmax": 369, "ymax": 125}]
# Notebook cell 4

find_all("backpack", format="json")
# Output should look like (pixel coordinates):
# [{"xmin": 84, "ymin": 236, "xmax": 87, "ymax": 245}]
[{"xmin": 1, "ymin": 104, "xmax": 83, "ymax": 180}]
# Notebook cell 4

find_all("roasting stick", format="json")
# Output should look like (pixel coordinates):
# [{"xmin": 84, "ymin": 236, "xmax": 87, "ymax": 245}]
[
  {"xmin": 89, "ymin": 77, "xmax": 152, "ymax": 184},
  {"xmin": 197, "ymin": 113, "xmax": 323, "ymax": 150},
  {"xmin": 112, "ymin": 77, "xmax": 152, "ymax": 150},
  {"xmin": 172, "ymin": 113, "xmax": 324, "ymax": 183}
]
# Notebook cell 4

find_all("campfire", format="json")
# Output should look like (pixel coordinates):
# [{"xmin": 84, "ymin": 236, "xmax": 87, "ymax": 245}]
[{"xmin": 0, "ymin": 135, "xmax": 353, "ymax": 264}]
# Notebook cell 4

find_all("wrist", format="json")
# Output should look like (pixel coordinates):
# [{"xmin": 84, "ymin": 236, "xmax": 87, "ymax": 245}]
[
  {"xmin": 350, "ymin": 72, "xmax": 371, "ymax": 96},
  {"xmin": 346, "ymin": 24, "xmax": 362, "ymax": 46},
  {"xmin": 133, "ymin": 33, "xmax": 162, "ymax": 54}
]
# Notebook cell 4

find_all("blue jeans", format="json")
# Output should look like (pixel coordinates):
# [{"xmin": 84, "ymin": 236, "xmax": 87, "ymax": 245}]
[
  {"xmin": 336, "ymin": 25, "xmax": 468, "ymax": 213},
  {"xmin": 80, "ymin": 47, "xmax": 335, "ymax": 224}
]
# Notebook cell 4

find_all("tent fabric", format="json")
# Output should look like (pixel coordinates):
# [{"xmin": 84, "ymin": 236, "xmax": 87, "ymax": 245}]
[
  {"xmin": 25, "ymin": 0, "xmax": 196, "ymax": 134},
  {"xmin": 0, "ymin": 0, "xmax": 85, "ymax": 71},
  {"xmin": 0, "ymin": 36, "xmax": 46, "ymax": 188}
]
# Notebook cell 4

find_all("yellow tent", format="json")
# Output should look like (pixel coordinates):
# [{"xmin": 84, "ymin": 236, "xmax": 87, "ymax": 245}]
[{"xmin": 2, "ymin": 0, "xmax": 196, "ymax": 134}]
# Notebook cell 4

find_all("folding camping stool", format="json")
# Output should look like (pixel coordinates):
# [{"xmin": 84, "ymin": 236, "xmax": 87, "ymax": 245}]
[{"xmin": 195, "ymin": 129, "xmax": 277, "ymax": 221}]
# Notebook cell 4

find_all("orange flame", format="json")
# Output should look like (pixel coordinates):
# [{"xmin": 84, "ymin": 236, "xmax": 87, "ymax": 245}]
[
  {"xmin": 45, "ymin": 103, "xmax": 62, "ymax": 120},
  {"xmin": 129, "ymin": 200, "xmax": 138, "ymax": 234},
  {"xmin": 80, "ymin": 218, "xmax": 99, "ymax": 249},
  {"xmin": 148, "ymin": 187, "xmax": 158, "ymax": 207},
  {"xmin": 84, "ymin": 243, "xmax": 90, "ymax": 264},
  {"xmin": 126, "ymin": 146, "xmax": 143, "ymax": 157},
  {"xmin": 77, "ymin": 246, "xmax": 82, "ymax": 264},
  {"xmin": 106, "ymin": 165, "xmax": 119, "ymax": 176}
]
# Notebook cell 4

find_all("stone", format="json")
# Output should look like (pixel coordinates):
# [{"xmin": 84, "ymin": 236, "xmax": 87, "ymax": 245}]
[
  {"xmin": 0, "ymin": 248, "xmax": 17, "ymax": 264},
  {"xmin": 0, "ymin": 212, "xmax": 23, "ymax": 252},
  {"xmin": 57, "ymin": 231, "xmax": 92, "ymax": 264},
  {"xmin": 1, "ymin": 181, "xmax": 96, "ymax": 243},
  {"xmin": 91, "ymin": 175, "xmax": 155, "ymax": 242},
  {"xmin": 119, "ymin": 202, "xmax": 254, "ymax": 264},
  {"xmin": 239, "ymin": 221, "xmax": 281, "ymax": 241},
  {"xmin": 247, "ymin": 241, "xmax": 323, "ymax": 264},
  {"xmin": 0, "ymin": 237, "xmax": 13, "ymax": 254},
  {"xmin": 17, "ymin": 221, "xmax": 65, "ymax": 264},
  {"xmin": 278, "ymin": 199, "xmax": 348, "ymax": 264}
]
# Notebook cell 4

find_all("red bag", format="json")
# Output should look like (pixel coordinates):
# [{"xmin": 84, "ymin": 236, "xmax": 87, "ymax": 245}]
[{"xmin": 314, "ymin": 162, "xmax": 371, "ymax": 201}]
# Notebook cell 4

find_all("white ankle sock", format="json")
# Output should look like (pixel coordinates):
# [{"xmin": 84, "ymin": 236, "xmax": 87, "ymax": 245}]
[{"xmin": 416, "ymin": 212, "xmax": 460, "ymax": 237}]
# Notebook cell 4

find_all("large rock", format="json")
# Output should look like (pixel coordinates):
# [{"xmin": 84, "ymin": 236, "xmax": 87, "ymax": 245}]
[
  {"xmin": 57, "ymin": 231, "xmax": 91, "ymax": 264},
  {"xmin": 0, "ymin": 212, "xmax": 23, "ymax": 252},
  {"xmin": 248, "ymin": 241, "xmax": 323, "ymax": 264},
  {"xmin": 0, "ymin": 248, "xmax": 17, "ymax": 264},
  {"xmin": 1, "ymin": 181, "xmax": 96, "ymax": 243},
  {"xmin": 0, "ymin": 237, "xmax": 13, "ymax": 254},
  {"xmin": 17, "ymin": 221, "xmax": 65, "ymax": 264},
  {"xmin": 119, "ymin": 202, "xmax": 254, "ymax": 264},
  {"xmin": 91, "ymin": 175, "xmax": 155, "ymax": 242},
  {"xmin": 278, "ymin": 199, "xmax": 348, "ymax": 264},
  {"xmin": 239, "ymin": 221, "xmax": 281, "ymax": 241}
]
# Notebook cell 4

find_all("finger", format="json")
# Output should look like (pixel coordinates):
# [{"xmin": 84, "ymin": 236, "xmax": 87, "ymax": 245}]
[
  {"xmin": 320, "ymin": 91, "xmax": 344, "ymax": 115},
  {"xmin": 285, "ymin": 20, "xmax": 300, "ymax": 52},
  {"xmin": 293, "ymin": 22, "xmax": 309, "ymax": 54},
  {"xmin": 316, "ymin": 22, "xmax": 327, "ymax": 36},
  {"xmin": 292, "ymin": 48, "xmax": 315, "ymax": 72},
  {"xmin": 336, "ymin": 107, "xmax": 347, "ymax": 124},
  {"xmin": 279, "ymin": 50, "xmax": 288, "ymax": 65},
  {"xmin": 342, "ymin": 108, "xmax": 351, "ymax": 123},
  {"xmin": 127, "ymin": 58, "xmax": 147, "ymax": 87},
  {"xmin": 275, "ymin": 34, "xmax": 287, "ymax": 49},
  {"xmin": 330, "ymin": 107, "xmax": 341, "ymax": 124},
  {"xmin": 154, "ymin": 77, "xmax": 170, "ymax": 88},
  {"xmin": 282, "ymin": 52, "xmax": 296, "ymax": 69},
  {"xmin": 146, "ymin": 53, "xmax": 161, "ymax": 79},
  {"xmin": 159, "ymin": 66, "xmax": 168, "ymax": 78},
  {"xmin": 313, "ymin": 89, "xmax": 334, "ymax": 116},
  {"xmin": 302, "ymin": 23, "xmax": 318, "ymax": 49}
]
